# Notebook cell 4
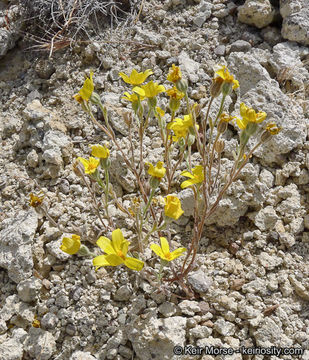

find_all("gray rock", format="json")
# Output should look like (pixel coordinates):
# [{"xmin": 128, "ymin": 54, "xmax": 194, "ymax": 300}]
[
  {"xmin": 230, "ymin": 40, "xmax": 252, "ymax": 53},
  {"xmin": 114, "ymin": 285, "xmax": 132, "ymax": 301},
  {"xmin": 280, "ymin": 0, "xmax": 309, "ymax": 45},
  {"xmin": 0, "ymin": 5, "xmax": 23, "ymax": 58},
  {"xmin": 158, "ymin": 302, "xmax": 178, "ymax": 317},
  {"xmin": 41, "ymin": 313, "xmax": 59, "ymax": 330},
  {"xmin": 239, "ymin": 80, "xmax": 306, "ymax": 165},
  {"xmin": 214, "ymin": 45, "xmax": 226, "ymax": 56},
  {"xmin": 178, "ymin": 51, "xmax": 200, "ymax": 83},
  {"xmin": 0, "ymin": 210, "xmax": 37, "ymax": 283},
  {"xmin": 261, "ymin": 26, "xmax": 283, "ymax": 46},
  {"xmin": 26, "ymin": 149, "xmax": 39, "ymax": 168},
  {"xmin": 238, "ymin": 0, "xmax": 275, "ymax": 28},
  {"xmin": 193, "ymin": 1, "xmax": 213, "ymax": 27},
  {"xmin": 0, "ymin": 338, "xmax": 23, "ymax": 360},
  {"xmin": 269, "ymin": 42, "xmax": 309, "ymax": 94},
  {"xmin": 258, "ymin": 252, "xmax": 283, "ymax": 270},
  {"xmin": 213, "ymin": 319, "xmax": 236, "ymax": 336},
  {"xmin": 70, "ymin": 351, "xmax": 96, "ymax": 360},
  {"xmin": 187, "ymin": 269, "xmax": 213, "ymax": 293},
  {"xmin": 228, "ymin": 52, "xmax": 271, "ymax": 96},
  {"xmin": 24, "ymin": 328, "xmax": 56, "ymax": 360},
  {"xmin": 253, "ymin": 317, "xmax": 281, "ymax": 346},
  {"xmin": 189, "ymin": 325, "xmax": 212, "ymax": 339},
  {"xmin": 127, "ymin": 316, "xmax": 187, "ymax": 360},
  {"xmin": 17, "ymin": 277, "xmax": 42, "ymax": 303},
  {"xmin": 289, "ymin": 275, "xmax": 309, "ymax": 301},
  {"xmin": 35, "ymin": 60, "xmax": 56, "ymax": 79},
  {"xmin": 251, "ymin": 206, "xmax": 278, "ymax": 231},
  {"xmin": 178, "ymin": 300, "xmax": 200, "ymax": 316}
]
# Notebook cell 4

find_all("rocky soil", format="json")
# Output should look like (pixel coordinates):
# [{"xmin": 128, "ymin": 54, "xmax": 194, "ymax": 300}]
[{"xmin": 0, "ymin": 0, "xmax": 309, "ymax": 359}]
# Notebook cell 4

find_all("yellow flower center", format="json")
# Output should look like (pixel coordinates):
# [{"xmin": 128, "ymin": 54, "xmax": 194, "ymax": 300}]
[
  {"xmin": 164, "ymin": 252, "xmax": 172, "ymax": 260},
  {"xmin": 117, "ymin": 250, "xmax": 126, "ymax": 260}
]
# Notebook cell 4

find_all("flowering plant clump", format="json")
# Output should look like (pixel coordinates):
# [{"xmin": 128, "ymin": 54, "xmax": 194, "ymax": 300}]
[{"xmin": 30, "ymin": 63, "xmax": 281, "ymax": 298}]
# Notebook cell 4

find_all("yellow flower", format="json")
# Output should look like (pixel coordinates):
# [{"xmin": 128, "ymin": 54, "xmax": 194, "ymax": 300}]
[
  {"xmin": 91, "ymin": 144, "xmax": 109, "ymax": 159},
  {"xmin": 119, "ymin": 69, "xmax": 153, "ymax": 86},
  {"xmin": 236, "ymin": 103, "xmax": 267, "ymax": 130},
  {"xmin": 60, "ymin": 235, "xmax": 81, "ymax": 255},
  {"xmin": 215, "ymin": 65, "xmax": 239, "ymax": 90},
  {"xmin": 146, "ymin": 161, "xmax": 166, "ymax": 179},
  {"xmin": 167, "ymin": 117, "xmax": 188, "ymax": 142},
  {"xmin": 164, "ymin": 195, "xmax": 184, "ymax": 220},
  {"xmin": 133, "ymin": 81, "xmax": 166, "ymax": 98},
  {"xmin": 180, "ymin": 165, "xmax": 204, "ymax": 189},
  {"xmin": 122, "ymin": 92, "xmax": 145, "ymax": 103},
  {"xmin": 150, "ymin": 237, "xmax": 186, "ymax": 261},
  {"xmin": 73, "ymin": 71, "xmax": 94, "ymax": 103},
  {"xmin": 29, "ymin": 192, "xmax": 44, "ymax": 208},
  {"xmin": 166, "ymin": 87, "xmax": 184, "ymax": 100},
  {"xmin": 167, "ymin": 64, "xmax": 182, "ymax": 83},
  {"xmin": 167, "ymin": 114, "xmax": 197, "ymax": 142},
  {"xmin": 265, "ymin": 122, "xmax": 282, "ymax": 135},
  {"xmin": 93, "ymin": 229, "xmax": 144, "ymax": 271},
  {"xmin": 77, "ymin": 156, "xmax": 100, "ymax": 174}
]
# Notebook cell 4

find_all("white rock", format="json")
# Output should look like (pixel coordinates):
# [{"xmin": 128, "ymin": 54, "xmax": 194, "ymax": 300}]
[
  {"xmin": 70, "ymin": 351, "xmax": 97, "ymax": 360},
  {"xmin": 0, "ymin": 210, "xmax": 37, "ymax": 283},
  {"xmin": 228, "ymin": 52, "xmax": 271, "ymax": 96},
  {"xmin": 251, "ymin": 206, "xmax": 278, "ymax": 231},
  {"xmin": 127, "ymin": 316, "xmax": 187, "ymax": 360},
  {"xmin": 187, "ymin": 269, "xmax": 213, "ymax": 293},
  {"xmin": 17, "ymin": 277, "xmax": 42, "ymax": 303},
  {"xmin": 253, "ymin": 317, "xmax": 282, "ymax": 346},
  {"xmin": 240, "ymin": 81, "xmax": 306, "ymax": 165},
  {"xmin": 158, "ymin": 302, "xmax": 178, "ymax": 317},
  {"xmin": 281, "ymin": 0, "xmax": 309, "ymax": 45},
  {"xmin": 178, "ymin": 300, "xmax": 200, "ymax": 316},
  {"xmin": 0, "ymin": 338, "xmax": 23, "ymax": 360},
  {"xmin": 238, "ymin": 0, "xmax": 275, "ymax": 28},
  {"xmin": 24, "ymin": 328, "xmax": 56, "ymax": 360},
  {"xmin": 178, "ymin": 51, "xmax": 200, "ymax": 83},
  {"xmin": 213, "ymin": 318, "xmax": 236, "ymax": 336}
]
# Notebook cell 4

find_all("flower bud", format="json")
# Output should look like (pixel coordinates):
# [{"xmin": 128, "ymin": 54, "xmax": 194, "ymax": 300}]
[
  {"xmin": 90, "ymin": 92, "xmax": 102, "ymax": 105},
  {"xmin": 169, "ymin": 98, "xmax": 181, "ymax": 112},
  {"xmin": 214, "ymin": 139, "xmax": 225, "ymax": 153},
  {"xmin": 260, "ymin": 130, "xmax": 272, "ymax": 143},
  {"xmin": 187, "ymin": 133, "xmax": 196, "ymax": 146},
  {"xmin": 217, "ymin": 120, "xmax": 228, "ymax": 134},
  {"xmin": 100, "ymin": 157, "xmax": 111, "ymax": 169},
  {"xmin": 221, "ymin": 82, "xmax": 233, "ymax": 96},
  {"xmin": 210, "ymin": 77, "xmax": 223, "ymax": 98},
  {"xmin": 150, "ymin": 176, "xmax": 161, "ymax": 189},
  {"xmin": 176, "ymin": 79, "xmax": 188, "ymax": 94}
]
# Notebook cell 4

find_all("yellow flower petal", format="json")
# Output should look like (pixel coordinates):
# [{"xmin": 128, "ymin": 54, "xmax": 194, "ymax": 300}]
[
  {"xmin": 93, "ymin": 255, "xmax": 111, "ymax": 270},
  {"xmin": 164, "ymin": 195, "xmax": 184, "ymax": 220},
  {"xmin": 76, "ymin": 71, "xmax": 94, "ymax": 102},
  {"xmin": 169, "ymin": 247, "xmax": 187, "ymax": 260},
  {"xmin": 124, "ymin": 257, "xmax": 144, "ymax": 271},
  {"xmin": 91, "ymin": 144, "xmax": 109, "ymax": 159},
  {"xmin": 96, "ymin": 236, "xmax": 116, "ymax": 255},
  {"xmin": 160, "ymin": 237, "xmax": 170, "ymax": 255},
  {"xmin": 119, "ymin": 69, "xmax": 153, "ymax": 85},
  {"xmin": 180, "ymin": 170, "xmax": 195, "ymax": 179},
  {"xmin": 150, "ymin": 243, "xmax": 164, "ymax": 258},
  {"xmin": 105, "ymin": 254, "xmax": 125, "ymax": 266},
  {"xmin": 111, "ymin": 229, "xmax": 126, "ymax": 253},
  {"xmin": 60, "ymin": 235, "xmax": 81, "ymax": 255}
]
